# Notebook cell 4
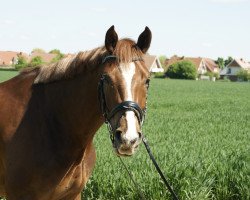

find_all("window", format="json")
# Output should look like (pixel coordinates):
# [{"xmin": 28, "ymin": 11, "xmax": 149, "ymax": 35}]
[{"xmin": 227, "ymin": 68, "xmax": 231, "ymax": 74}]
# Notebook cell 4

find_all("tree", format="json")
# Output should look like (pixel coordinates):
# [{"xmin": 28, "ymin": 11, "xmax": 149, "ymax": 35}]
[
  {"xmin": 225, "ymin": 56, "xmax": 233, "ymax": 66},
  {"xmin": 159, "ymin": 55, "xmax": 167, "ymax": 71},
  {"xmin": 31, "ymin": 48, "xmax": 46, "ymax": 54},
  {"xmin": 29, "ymin": 56, "xmax": 43, "ymax": 67},
  {"xmin": 215, "ymin": 57, "xmax": 225, "ymax": 69},
  {"xmin": 165, "ymin": 60, "xmax": 197, "ymax": 80},
  {"xmin": 15, "ymin": 56, "xmax": 28, "ymax": 70},
  {"xmin": 49, "ymin": 49, "xmax": 64, "ymax": 63}
]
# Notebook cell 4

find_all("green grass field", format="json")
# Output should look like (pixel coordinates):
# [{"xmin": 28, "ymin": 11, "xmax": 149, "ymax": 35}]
[
  {"xmin": 84, "ymin": 79, "xmax": 250, "ymax": 200},
  {"xmin": 0, "ymin": 72, "xmax": 249, "ymax": 200},
  {"xmin": 0, "ymin": 69, "xmax": 18, "ymax": 83}
]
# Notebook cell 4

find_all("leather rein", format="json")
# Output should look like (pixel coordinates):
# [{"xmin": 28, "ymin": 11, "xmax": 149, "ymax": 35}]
[{"xmin": 98, "ymin": 55, "xmax": 179, "ymax": 200}]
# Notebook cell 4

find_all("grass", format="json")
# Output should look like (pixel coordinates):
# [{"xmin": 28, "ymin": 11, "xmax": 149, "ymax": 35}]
[
  {"xmin": 83, "ymin": 79, "xmax": 250, "ymax": 200},
  {"xmin": 0, "ymin": 72, "xmax": 249, "ymax": 199},
  {"xmin": 0, "ymin": 69, "xmax": 18, "ymax": 83}
]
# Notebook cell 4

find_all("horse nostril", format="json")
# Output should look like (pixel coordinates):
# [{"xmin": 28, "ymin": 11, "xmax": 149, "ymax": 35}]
[
  {"xmin": 115, "ymin": 130, "xmax": 122, "ymax": 141},
  {"xmin": 138, "ymin": 132, "xmax": 142, "ymax": 139}
]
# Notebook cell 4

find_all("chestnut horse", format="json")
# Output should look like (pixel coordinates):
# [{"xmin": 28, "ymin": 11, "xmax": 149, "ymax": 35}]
[{"xmin": 0, "ymin": 26, "xmax": 152, "ymax": 200}]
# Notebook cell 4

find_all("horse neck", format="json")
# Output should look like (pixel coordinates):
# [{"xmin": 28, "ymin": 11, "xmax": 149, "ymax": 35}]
[{"xmin": 43, "ymin": 69, "xmax": 103, "ymax": 149}]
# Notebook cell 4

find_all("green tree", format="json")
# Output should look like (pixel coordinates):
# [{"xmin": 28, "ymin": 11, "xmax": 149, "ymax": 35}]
[
  {"xmin": 29, "ymin": 56, "xmax": 43, "ymax": 67},
  {"xmin": 166, "ymin": 60, "xmax": 197, "ymax": 80},
  {"xmin": 225, "ymin": 56, "xmax": 233, "ymax": 66},
  {"xmin": 159, "ymin": 55, "xmax": 167, "ymax": 71},
  {"xmin": 15, "ymin": 56, "xmax": 28, "ymax": 70},
  {"xmin": 49, "ymin": 49, "xmax": 64, "ymax": 63},
  {"xmin": 215, "ymin": 57, "xmax": 225, "ymax": 69},
  {"xmin": 31, "ymin": 48, "xmax": 46, "ymax": 54}
]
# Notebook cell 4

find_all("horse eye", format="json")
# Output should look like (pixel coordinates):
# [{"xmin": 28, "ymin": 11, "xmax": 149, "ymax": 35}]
[
  {"xmin": 103, "ymin": 75, "xmax": 113, "ymax": 86},
  {"xmin": 145, "ymin": 79, "xmax": 150, "ymax": 85}
]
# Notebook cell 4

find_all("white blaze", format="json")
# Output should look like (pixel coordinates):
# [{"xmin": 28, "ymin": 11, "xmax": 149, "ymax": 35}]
[{"xmin": 120, "ymin": 63, "xmax": 138, "ymax": 142}]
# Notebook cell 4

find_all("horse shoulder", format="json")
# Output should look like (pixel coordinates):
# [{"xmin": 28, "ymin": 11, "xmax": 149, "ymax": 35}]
[{"xmin": 0, "ymin": 70, "xmax": 38, "ymax": 142}]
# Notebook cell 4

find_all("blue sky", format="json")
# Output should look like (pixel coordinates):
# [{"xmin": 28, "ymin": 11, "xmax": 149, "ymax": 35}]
[{"xmin": 0, "ymin": 0, "xmax": 249, "ymax": 59}]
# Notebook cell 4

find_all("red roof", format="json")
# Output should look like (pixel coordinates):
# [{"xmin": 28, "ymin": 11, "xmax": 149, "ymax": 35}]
[
  {"xmin": 165, "ymin": 56, "xmax": 202, "ymax": 69},
  {"xmin": 165, "ymin": 56, "xmax": 219, "ymax": 72},
  {"xmin": 0, "ymin": 51, "xmax": 29, "ymax": 66}
]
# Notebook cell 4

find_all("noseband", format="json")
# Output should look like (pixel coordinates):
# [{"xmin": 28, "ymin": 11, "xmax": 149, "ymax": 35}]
[{"xmin": 98, "ymin": 55, "xmax": 149, "ymax": 143}]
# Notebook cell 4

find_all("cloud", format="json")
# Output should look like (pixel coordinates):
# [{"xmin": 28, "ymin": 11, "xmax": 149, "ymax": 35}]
[{"xmin": 210, "ymin": 0, "xmax": 249, "ymax": 3}]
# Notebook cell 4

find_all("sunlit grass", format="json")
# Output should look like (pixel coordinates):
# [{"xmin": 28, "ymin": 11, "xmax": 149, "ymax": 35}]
[
  {"xmin": 0, "ymin": 69, "xmax": 18, "ymax": 83},
  {"xmin": 83, "ymin": 79, "xmax": 250, "ymax": 200}
]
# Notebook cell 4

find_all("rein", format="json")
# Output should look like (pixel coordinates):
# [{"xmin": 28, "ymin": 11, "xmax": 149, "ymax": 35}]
[{"xmin": 98, "ymin": 55, "xmax": 179, "ymax": 200}]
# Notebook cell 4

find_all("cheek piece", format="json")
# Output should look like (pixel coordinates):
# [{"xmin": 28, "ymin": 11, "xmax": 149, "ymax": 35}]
[{"xmin": 98, "ymin": 55, "xmax": 149, "ymax": 143}]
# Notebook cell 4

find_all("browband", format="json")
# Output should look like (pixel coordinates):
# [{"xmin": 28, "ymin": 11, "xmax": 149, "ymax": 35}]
[{"xmin": 102, "ymin": 55, "xmax": 144, "ymax": 64}]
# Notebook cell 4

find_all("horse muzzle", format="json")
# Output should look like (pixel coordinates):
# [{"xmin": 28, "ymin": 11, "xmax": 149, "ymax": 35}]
[{"xmin": 112, "ymin": 112, "xmax": 142, "ymax": 156}]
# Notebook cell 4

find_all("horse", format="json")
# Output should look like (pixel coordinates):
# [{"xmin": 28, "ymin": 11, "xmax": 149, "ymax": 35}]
[{"xmin": 0, "ymin": 25, "xmax": 152, "ymax": 200}]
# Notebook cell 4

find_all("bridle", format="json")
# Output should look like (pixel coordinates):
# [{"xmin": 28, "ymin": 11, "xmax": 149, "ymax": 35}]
[
  {"xmin": 98, "ymin": 55, "xmax": 179, "ymax": 200},
  {"xmin": 98, "ymin": 55, "xmax": 149, "ymax": 143}
]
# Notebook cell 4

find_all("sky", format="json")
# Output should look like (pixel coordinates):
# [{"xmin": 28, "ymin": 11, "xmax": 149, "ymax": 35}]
[{"xmin": 0, "ymin": 0, "xmax": 250, "ymax": 60}]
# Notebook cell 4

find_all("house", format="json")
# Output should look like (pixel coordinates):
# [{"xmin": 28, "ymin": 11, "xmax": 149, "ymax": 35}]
[
  {"xmin": 220, "ymin": 58, "xmax": 250, "ymax": 81},
  {"xmin": 29, "ymin": 52, "xmax": 58, "ymax": 63},
  {"xmin": 0, "ymin": 51, "xmax": 29, "ymax": 68},
  {"xmin": 165, "ymin": 56, "xmax": 219, "ymax": 75},
  {"xmin": 143, "ymin": 54, "xmax": 164, "ymax": 73}
]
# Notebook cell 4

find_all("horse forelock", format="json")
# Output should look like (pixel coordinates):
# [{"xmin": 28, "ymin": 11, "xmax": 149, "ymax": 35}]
[
  {"xmin": 32, "ymin": 38, "xmax": 142, "ymax": 84},
  {"xmin": 114, "ymin": 39, "xmax": 143, "ymax": 64}
]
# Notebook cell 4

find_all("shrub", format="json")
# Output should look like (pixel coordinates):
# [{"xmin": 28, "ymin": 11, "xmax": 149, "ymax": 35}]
[
  {"xmin": 204, "ymin": 72, "xmax": 220, "ymax": 80},
  {"xmin": 204, "ymin": 71, "xmax": 213, "ymax": 79},
  {"xmin": 15, "ymin": 56, "xmax": 28, "ymax": 70},
  {"xmin": 213, "ymin": 72, "xmax": 220, "ymax": 80},
  {"xmin": 237, "ymin": 70, "xmax": 249, "ymax": 81},
  {"xmin": 29, "ymin": 56, "xmax": 43, "ymax": 67},
  {"xmin": 165, "ymin": 60, "xmax": 197, "ymax": 80},
  {"xmin": 49, "ymin": 49, "xmax": 64, "ymax": 63},
  {"xmin": 153, "ymin": 72, "xmax": 165, "ymax": 78}
]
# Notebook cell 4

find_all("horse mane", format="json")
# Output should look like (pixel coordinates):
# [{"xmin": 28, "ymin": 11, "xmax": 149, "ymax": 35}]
[{"xmin": 22, "ymin": 39, "xmax": 143, "ymax": 84}]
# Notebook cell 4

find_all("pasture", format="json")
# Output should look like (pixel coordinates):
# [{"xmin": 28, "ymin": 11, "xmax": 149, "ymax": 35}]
[
  {"xmin": 0, "ymin": 73, "xmax": 249, "ymax": 200},
  {"xmin": 84, "ymin": 79, "xmax": 250, "ymax": 200},
  {"xmin": 0, "ymin": 69, "xmax": 18, "ymax": 83}
]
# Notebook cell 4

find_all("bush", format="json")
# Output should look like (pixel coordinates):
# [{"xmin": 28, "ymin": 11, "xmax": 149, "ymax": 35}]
[
  {"xmin": 49, "ymin": 49, "xmax": 64, "ymax": 63},
  {"xmin": 237, "ymin": 70, "xmax": 249, "ymax": 81},
  {"xmin": 165, "ymin": 60, "xmax": 197, "ymax": 80},
  {"xmin": 15, "ymin": 56, "xmax": 28, "ymax": 70},
  {"xmin": 204, "ymin": 71, "xmax": 213, "ymax": 79},
  {"xmin": 204, "ymin": 71, "xmax": 220, "ymax": 80},
  {"xmin": 28, "ymin": 56, "xmax": 43, "ymax": 67},
  {"xmin": 152, "ymin": 72, "xmax": 165, "ymax": 78}
]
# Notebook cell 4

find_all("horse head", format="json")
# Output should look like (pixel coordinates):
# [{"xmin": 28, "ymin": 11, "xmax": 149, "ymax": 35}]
[{"xmin": 99, "ymin": 25, "xmax": 152, "ymax": 156}]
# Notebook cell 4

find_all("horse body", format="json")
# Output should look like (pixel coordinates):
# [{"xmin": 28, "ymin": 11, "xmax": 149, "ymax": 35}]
[
  {"xmin": 0, "ymin": 67, "xmax": 101, "ymax": 199},
  {"xmin": 0, "ymin": 26, "xmax": 152, "ymax": 199}
]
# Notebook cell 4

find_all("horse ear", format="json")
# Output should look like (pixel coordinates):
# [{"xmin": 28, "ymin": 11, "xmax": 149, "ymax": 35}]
[
  {"xmin": 137, "ymin": 26, "xmax": 152, "ymax": 54},
  {"xmin": 105, "ymin": 25, "xmax": 118, "ymax": 53}
]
